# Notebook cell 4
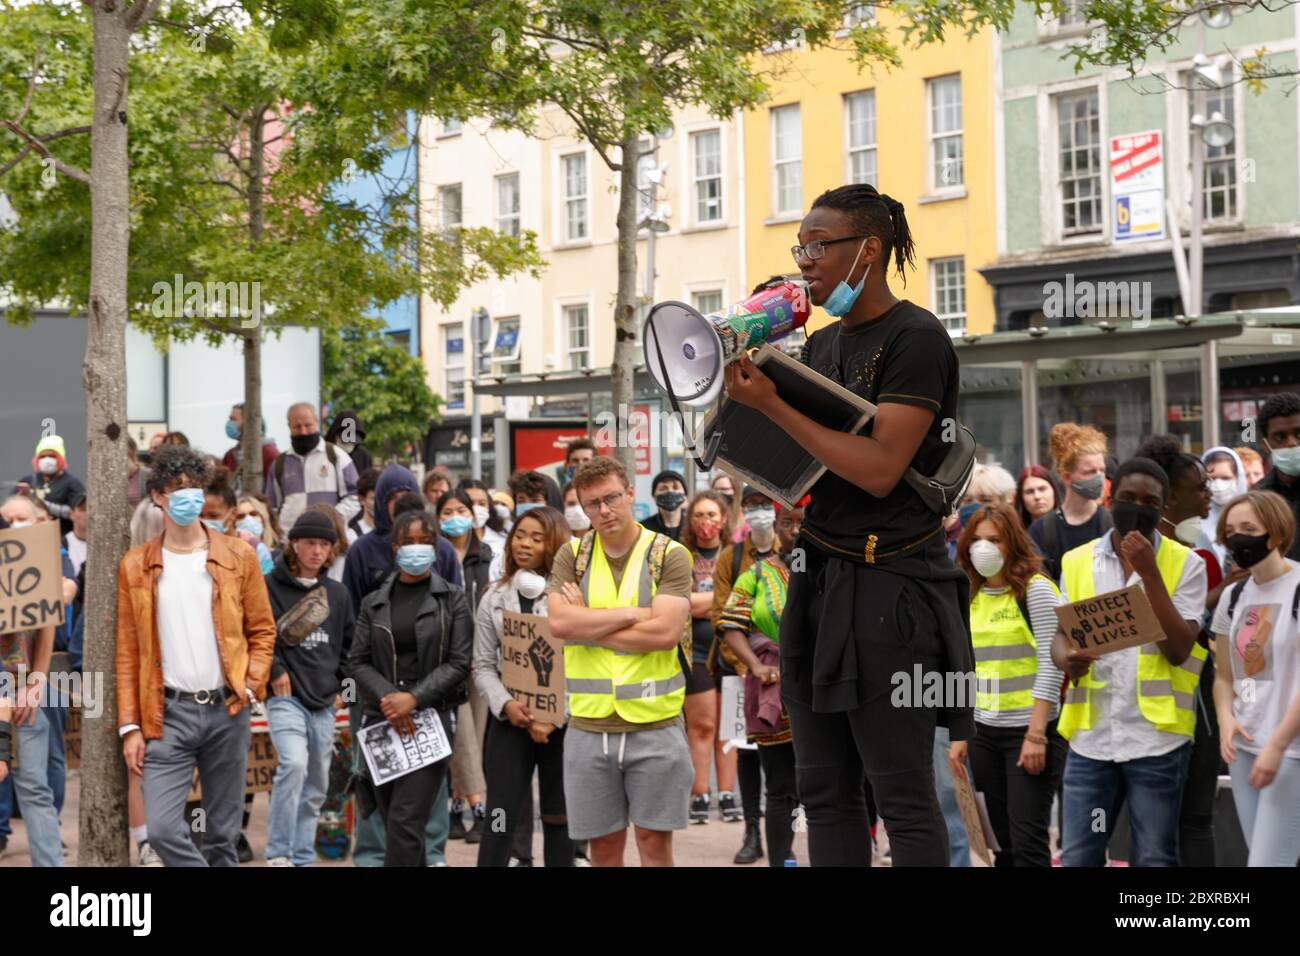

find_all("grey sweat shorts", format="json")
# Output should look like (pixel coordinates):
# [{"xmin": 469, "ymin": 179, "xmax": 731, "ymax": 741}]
[{"xmin": 562, "ymin": 721, "xmax": 693, "ymax": 840}]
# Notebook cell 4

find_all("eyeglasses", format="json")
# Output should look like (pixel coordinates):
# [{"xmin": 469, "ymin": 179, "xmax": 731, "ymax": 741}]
[
  {"xmin": 790, "ymin": 234, "xmax": 870, "ymax": 264},
  {"xmin": 581, "ymin": 491, "xmax": 627, "ymax": 517}
]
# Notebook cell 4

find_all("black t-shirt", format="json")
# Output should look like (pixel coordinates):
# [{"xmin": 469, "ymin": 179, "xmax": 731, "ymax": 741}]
[
  {"xmin": 799, "ymin": 300, "xmax": 959, "ymax": 560},
  {"xmin": 390, "ymin": 578, "xmax": 427, "ymax": 681},
  {"xmin": 1028, "ymin": 507, "xmax": 1112, "ymax": 582},
  {"xmin": 640, "ymin": 512, "xmax": 682, "ymax": 540}
]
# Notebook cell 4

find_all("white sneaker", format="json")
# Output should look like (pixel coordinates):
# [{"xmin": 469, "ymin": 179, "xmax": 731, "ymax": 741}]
[
  {"xmin": 432, "ymin": 860, "xmax": 449, "ymax": 867},
  {"xmin": 574, "ymin": 856, "xmax": 592, "ymax": 867},
  {"xmin": 266, "ymin": 856, "xmax": 293, "ymax": 867},
  {"xmin": 138, "ymin": 841, "xmax": 164, "ymax": 867}
]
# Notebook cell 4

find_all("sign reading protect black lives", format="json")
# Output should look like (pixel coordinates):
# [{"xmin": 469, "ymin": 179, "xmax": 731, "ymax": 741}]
[
  {"xmin": 0, "ymin": 520, "xmax": 65, "ymax": 634},
  {"xmin": 1054, "ymin": 584, "xmax": 1164, "ymax": 657},
  {"xmin": 500, "ymin": 610, "xmax": 565, "ymax": 725}
]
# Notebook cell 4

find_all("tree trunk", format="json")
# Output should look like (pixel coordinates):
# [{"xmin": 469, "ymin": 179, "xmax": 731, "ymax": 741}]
[
  {"xmin": 240, "ymin": 108, "xmax": 266, "ymax": 495},
  {"xmin": 79, "ymin": 0, "xmax": 134, "ymax": 867},
  {"xmin": 611, "ymin": 131, "xmax": 641, "ymax": 480}
]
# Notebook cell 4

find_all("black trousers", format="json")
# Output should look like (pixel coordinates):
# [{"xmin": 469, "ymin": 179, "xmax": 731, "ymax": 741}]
[
  {"xmin": 375, "ymin": 760, "xmax": 449, "ymax": 867},
  {"xmin": 477, "ymin": 718, "xmax": 574, "ymax": 868},
  {"xmin": 1179, "ymin": 650, "xmax": 1220, "ymax": 867},
  {"xmin": 757, "ymin": 742, "xmax": 797, "ymax": 866},
  {"xmin": 738, "ymin": 747, "xmax": 762, "ymax": 825},
  {"xmin": 968, "ymin": 720, "xmax": 1067, "ymax": 867},
  {"xmin": 783, "ymin": 559, "xmax": 949, "ymax": 867}
]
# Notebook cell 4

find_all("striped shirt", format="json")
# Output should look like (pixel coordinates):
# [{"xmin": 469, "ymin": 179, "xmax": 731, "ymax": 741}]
[
  {"xmin": 266, "ymin": 442, "xmax": 360, "ymax": 531},
  {"xmin": 975, "ymin": 576, "xmax": 1065, "ymax": 728}
]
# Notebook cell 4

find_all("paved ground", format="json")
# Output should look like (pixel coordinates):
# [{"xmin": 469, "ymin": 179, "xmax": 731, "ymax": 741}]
[{"xmin": 1, "ymin": 769, "xmax": 837, "ymax": 867}]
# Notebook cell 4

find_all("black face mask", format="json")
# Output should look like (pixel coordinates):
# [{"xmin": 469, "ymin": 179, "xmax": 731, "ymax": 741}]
[
  {"xmin": 291, "ymin": 432, "xmax": 321, "ymax": 456},
  {"xmin": 1111, "ymin": 499, "xmax": 1161, "ymax": 539},
  {"xmin": 1226, "ymin": 532, "xmax": 1273, "ymax": 570}
]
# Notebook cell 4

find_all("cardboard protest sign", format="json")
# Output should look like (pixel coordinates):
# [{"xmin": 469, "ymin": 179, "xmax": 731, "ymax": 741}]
[
  {"xmin": 719, "ymin": 675, "xmax": 756, "ymax": 752},
  {"xmin": 187, "ymin": 730, "xmax": 279, "ymax": 801},
  {"xmin": 1054, "ymin": 584, "xmax": 1164, "ymax": 657},
  {"xmin": 951, "ymin": 764, "xmax": 997, "ymax": 866},
  {"xmin": 500, "ymin": 610, "xmax": 565, "ymax": 725},
  {"xmin": 0, "ymin": 520, "xmax": 65, "ymax": 634}
]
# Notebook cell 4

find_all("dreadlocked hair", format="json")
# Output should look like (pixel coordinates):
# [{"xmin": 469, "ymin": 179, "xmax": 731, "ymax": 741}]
[{"xmin": 810, "ymin": 183, "xmax": 916, "ymax": 283}]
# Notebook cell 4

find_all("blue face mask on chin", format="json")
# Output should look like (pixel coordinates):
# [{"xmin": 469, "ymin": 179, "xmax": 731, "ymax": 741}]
[{"xmin": 821, "ymin": 238, "xmax": 871, "ymax": 318}]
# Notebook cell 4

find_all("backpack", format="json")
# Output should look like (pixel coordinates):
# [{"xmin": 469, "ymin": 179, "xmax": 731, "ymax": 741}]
[
  {"xmin": 274, "ymin": 442, "xmax": 339, "ymax": 496},
  {"xmin": 1225, "ymin": 575, "xmax": 1300, "ymax": 624},
  {"xmin": 573, "ymin": 529, "xmax": 692, "ymax": 670}
]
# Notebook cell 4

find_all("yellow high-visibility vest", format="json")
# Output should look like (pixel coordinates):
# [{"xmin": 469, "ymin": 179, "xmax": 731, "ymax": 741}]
[
  {"xmin": 1057, "ymin": 535, "xmax": 1207, "ymax": 740},
  {"xmin": 971, "ymin": 574, "xmax": 1059, "ymax": 713},
  {"xmin": 564, "ymin": 526, "xmax": 687, "ymax": 723}
]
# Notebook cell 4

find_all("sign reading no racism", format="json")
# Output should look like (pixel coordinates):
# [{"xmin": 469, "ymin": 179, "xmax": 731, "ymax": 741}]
[{"xmin": 0, "ymin": 521, "xmax": 65, "ymax": 634}]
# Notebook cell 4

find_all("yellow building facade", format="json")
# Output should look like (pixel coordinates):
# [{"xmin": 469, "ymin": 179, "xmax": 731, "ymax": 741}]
[{"xmin": 742, "ymin": 21, "xmax": 997, "ymax": 336}]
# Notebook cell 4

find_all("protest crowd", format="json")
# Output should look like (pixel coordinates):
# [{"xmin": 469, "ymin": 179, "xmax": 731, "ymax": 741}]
[{"xmin": 3, "ymin": 393, "xmax": 1300, "ymax": 869}]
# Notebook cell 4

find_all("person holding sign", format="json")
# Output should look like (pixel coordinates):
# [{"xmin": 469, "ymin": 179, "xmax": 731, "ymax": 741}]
[
  {"xmin": 1210, "ymin": 490, "xmax": 1300, "ymax": 866},
  {"xmin": 548, "ymin": 456, "xmax": 694, "ymax": 867},
  {"xmin": 473, "ymin": 506, "xmax": 576, "ymax": 867},
  {"xmin": 115, "ymin": 445, "xmax": 278, "ymax": 867},
  {"xmin": 1050, "ymin": 457, "xmax": 1208, "ymax": 867},
  {"xmin": 346, "ymin": 510, "xmax": 473, "ymax": 867},
  {"xmin": 946, "ymin": 505, "xmax": 1066, "ymax": 868},
  {"xmin": 716, "ymin": 496, "xmax": 806, "ymax": 866}
]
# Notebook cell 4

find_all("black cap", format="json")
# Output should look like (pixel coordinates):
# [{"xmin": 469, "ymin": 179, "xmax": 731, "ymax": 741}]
[
  {"xmin": 289, "ymin": 510, "xmax": 338, "ymax": 544},
  {"xmin": 740, "ymin": 484, "xmax": 768, "ymax": 504},
  {"xmin": 651, "ymin": 469, "xmax": 686, "ymax": 491}
]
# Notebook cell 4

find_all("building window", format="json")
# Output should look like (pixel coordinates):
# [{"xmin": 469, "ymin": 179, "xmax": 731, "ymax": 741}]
[
  {"xmin": 1056, "ymin": 0, "xmax": 1087, "ymax": 27},
  {"xmin": 845, "ymin": 3, "xmax": 875, "ymax": 26},
  {"xmin": 928, "ymin": 75, "xmax": 963, "ymax": 190},
  {"xmin": 495, "ymin": 173, "xmax": 520, "ymax": 236},
  {"xmin": 1056, "ymin": 89, "xmax": 1103, "ymax": 236},
  {"xmin": 845, "ymin": 91, "xmax": 877, "ymax": 186},
  {"xmin": 562, "ymin": 153, "xmax": 588, "ymax": 241},
  {"xmin": 635, "ymin": 140, "xmax": 655, "ymax": 222},
  {"xmin": 691, "ymin": 130, "xmax": 723, "ymax": 224},
  {"xmin": 1190, "ymin": 80, "xmax": 1238, "ymax": 222},
  {"xmin": 772, "ymin": 105, "xmax": 802, "ymax": 215},
  {"xmin": 493, "ymin": 316, "xmax": 521, "ymax": 376},
  {"xmin": 441, "ymin": 117, "xmax": 462, "ymax": 136},
  {"xmin": 564, "ymin": 304, "xmax": 590, "ymax": 370},
  {"xmin": 444, "ymin": 324, "xmax": 465, "ymax": 409},
  {"xmin": 692, "ymin": 290, "xmax": 724, "ymax": 315},
  {"xmin": 439, "ymin": 184, "xmax": 462, "ymax": 233},
  {"xmin": 931, "ymin": 257, "xmax": 966, "ymax": 334}
]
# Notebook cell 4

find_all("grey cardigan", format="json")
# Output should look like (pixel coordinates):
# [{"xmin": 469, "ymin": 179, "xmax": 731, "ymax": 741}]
[{"xmin": 472, "ymin": 580, "xmax": 562, "ymax": 726}]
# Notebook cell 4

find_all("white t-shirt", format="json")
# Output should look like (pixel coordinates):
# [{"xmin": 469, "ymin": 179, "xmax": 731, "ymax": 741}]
[
  {"xmin": 65, "ymin": 532, "xmax": 87, "ymax": 578},
  {"xmin": 157, "ymin": 549, "xmax": 225, "ymax": 692},
  {"xmin": 1211, "ymin": 560, "xmax": 1300, "ymax": 760}
]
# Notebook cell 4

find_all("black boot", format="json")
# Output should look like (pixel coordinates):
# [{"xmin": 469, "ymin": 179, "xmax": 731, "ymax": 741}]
[{"xmin": 733, "ymin": 820, "xmax": 764, "ymax": 865}]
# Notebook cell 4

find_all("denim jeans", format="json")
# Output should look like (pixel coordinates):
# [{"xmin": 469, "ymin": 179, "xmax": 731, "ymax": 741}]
[
  {"xmin": 266, "ymin": 696, "xmax": 337, "ymax": 866},
  {"xmin": 46, "ymin": 703, "xmax": 67, "ymax": 817},
  {"xmin": 933, "ymin": 726, "xmax": 970, "ymax": 867},
  {"xmin": 1061, "ymin": 743, "xmax": 1192, "ymax": 867},
  {"xmin": 1228, "ymin": 750, "xmax": 1300, "ymax": 867},
  {"xmin": 13, "ymin": 707, "xmax": 64, "ymax": 867}
]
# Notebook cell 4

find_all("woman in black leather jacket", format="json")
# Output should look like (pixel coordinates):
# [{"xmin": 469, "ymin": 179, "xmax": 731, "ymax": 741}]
[{"xmin": 348, "ymin": 510, "xmax": 473, "ymax": 867}]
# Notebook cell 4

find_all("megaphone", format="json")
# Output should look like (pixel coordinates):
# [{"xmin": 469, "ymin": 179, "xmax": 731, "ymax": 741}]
[{"xmin": 642, "ymin": 277, "xmax": 810, "ymax": 466}]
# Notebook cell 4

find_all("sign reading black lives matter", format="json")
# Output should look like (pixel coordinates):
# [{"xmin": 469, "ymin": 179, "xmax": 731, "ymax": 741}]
[
  {"xmin": 0, "ymin": 520, "xmax": 65, "ymax": 633},
  {"xmin": 500, "ymin": 610, "xmax": 565, "ymax": 725},
  {"xmin": 1054, "ymin": 584, "xmax": 1164, "ymax": 657}
]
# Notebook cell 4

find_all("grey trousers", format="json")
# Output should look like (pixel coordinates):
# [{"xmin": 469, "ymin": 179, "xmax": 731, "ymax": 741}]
[{"xmin": 142, "ymin": 698, "xmax": 251, "ymax": 867}]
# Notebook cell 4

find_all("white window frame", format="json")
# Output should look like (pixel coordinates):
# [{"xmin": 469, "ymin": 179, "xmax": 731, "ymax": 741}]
[
  {"xmin": 927, "ymin": 74, "xmax": 964, "ymax": 193},
  {"xmin": 443, "ymin": 322, "xmax": 466, "ymax": 409},
  {"xmin": 439, "ymin": 117, "xmax": 462, "ymax": 137},
  {"xmin": 635, "ymin": 138, "xmax": 655, "ymax": 224},
  {"xmin": 689, "ymin": 287, "xmax": 726, "ymax": 316},
  {"xmin": 559, "ymin": 150, "xmax": 589, "ymax": 244},
  {"xmin": 844, "ymin": 90, "xmax": 877, "ymax": 187},
  {"xmin": 764, "ymin": 28, "xmax": 806, "ymax": 54},
  {"xmin": 771, "ymin": 104, "xmax": 802, "ymax": 216},
  {"xmin": 930, "ymin": 257, "xmax": 967, "ymax": 335},
  {"xmin": 439, "ymin": 183, "xmax": 462, "ymax": 231},
  {"xmin": 1037, "ymin": 0, "xmax": 1095, "ymax": 39},
  {"xmin": 492, "ymin": 315, "xmax": 522, "ymax": 376},
  {"xmin": 1048, "ymin": 83, "xmax": 1106, "ymax": 243},
  {"xmin": 495, "ymin": 173, "xmax": 521, "ymax": 237},
  {"xmin": 842, "ymin": 3, "xmax": 876, "ymax": 29},
  {"xmin": 562, "ymin": 302, "xmax": 591, "ymax": 370},
  {"xmin": 690, "ymin": 128, "xmax": 724, "ymax": 225}
]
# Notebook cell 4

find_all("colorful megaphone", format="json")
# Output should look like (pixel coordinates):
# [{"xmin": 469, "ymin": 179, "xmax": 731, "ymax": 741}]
[{"xmin": 642, "ymin": 277, "xmax": 810, "ymax": 409}]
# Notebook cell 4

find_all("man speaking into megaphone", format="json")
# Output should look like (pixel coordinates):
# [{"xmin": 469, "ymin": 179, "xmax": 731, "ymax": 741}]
[{"xmin": 722, "ymin": 183, "xmax": 976, "ymax": 868}]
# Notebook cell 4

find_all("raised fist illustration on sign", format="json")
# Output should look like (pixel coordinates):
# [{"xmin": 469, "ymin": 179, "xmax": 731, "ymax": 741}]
[{"xmin": 528, "ymin": 636, "xmax": 555, "ymax": 688}]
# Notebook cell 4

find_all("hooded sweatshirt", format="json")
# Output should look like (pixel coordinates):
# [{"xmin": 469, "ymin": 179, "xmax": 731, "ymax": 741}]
[
  {"xmin": 1201, "ymin": 446, "xmax": 1248, "ymax": 566},
  {"xmin": 266, "ymin": 556, "xmax": 355, "ymax": 710},
  {"xmin": 342, "ymin": 463, "xmax": 462, "ymax": 611}
]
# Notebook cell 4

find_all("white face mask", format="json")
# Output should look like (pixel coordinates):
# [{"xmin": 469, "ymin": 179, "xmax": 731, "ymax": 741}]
[
  {"xmin": 514, "ymin": 569, "xmax": 548, "ymax": 600},
  {"xmin": 1207, "ymin": 477, "xmax": 1236, "ymax": 507},
  {"xmin": 969, "ymin": 539, "xmax": 1005, "ymax": 579},
  {"xmin": 493, "ymin": 503, "xmax": 512, "ymax": 524},
  {"xmin": 38, "ymin": 457, "xmax": 59, "ymax": 476},
  {"xmin": 744, "ymin": 507, "xmax": 776, "ymax": 534},
  {"xmin": 472, "ymin": 505, "xmax": 490, "ymax": 529},
  {"xmin": 565, "ymin": 505, "xmax": 591, "ymax": 532},
  {"xmin": 1173, "ymin": 515, "xmax": 1203, "ymax": 546},
  {"xmin": 7, "ymin": 519, "xmax": 33, "ymax": 529}
]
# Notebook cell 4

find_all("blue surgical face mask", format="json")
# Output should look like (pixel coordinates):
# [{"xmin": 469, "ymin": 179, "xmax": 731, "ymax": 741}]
[
  {"xmin": 236, "ymin": 516, "xmax": 264, "ymax": 539},
  {"xmin": 202, "ymin": 519, "xmax": 226, "ymax": 532},
  {"xmin": 166, "ymin": 488, "xmax": 205, "ymax": 526},
  {"xmin": 821, "ymin": 239, "xmax": 870, "ymax": 318},
  {"xmin": 225, "ymin": 419, "xmax": 241, "ymax": 441},
  {"xmin": 440, "ymin": 515, "xmax": 473, "ymax": 538},
  {"xmin": 395, "ymin": 543, "xmax": 436, "ymax": 576},
  {"xmin": 1270, "ymin": 444, "xmax": 1300, "ymax": 477},
  {"xmin": 517, "ymin": 502, "xmax": 544, "ymax": 517}
]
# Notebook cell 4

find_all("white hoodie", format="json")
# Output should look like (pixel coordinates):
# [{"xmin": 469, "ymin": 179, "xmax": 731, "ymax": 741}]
[{"xmin": 1201, "ymin": 445, "xmax": 1248, "ymax": 566}]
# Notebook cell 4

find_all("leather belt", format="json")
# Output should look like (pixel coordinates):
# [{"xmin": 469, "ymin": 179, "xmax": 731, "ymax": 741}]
[{"xmin": 164, "ymin": 686, "xmax": 229, "ymax": 706}]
